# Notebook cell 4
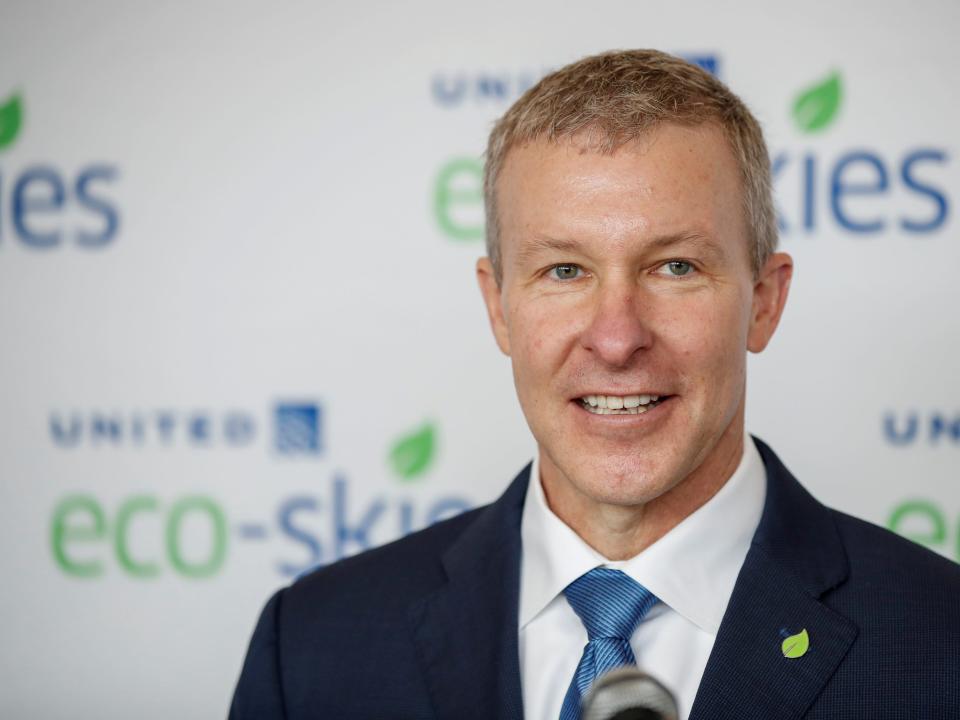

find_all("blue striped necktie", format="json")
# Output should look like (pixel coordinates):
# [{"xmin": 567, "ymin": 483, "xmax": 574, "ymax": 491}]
[{"xmin": 558, "ymin": 567, "xmax": 659, "ymax": 720}]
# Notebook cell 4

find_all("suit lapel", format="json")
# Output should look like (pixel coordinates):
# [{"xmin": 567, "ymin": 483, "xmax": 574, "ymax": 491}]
[
  {"xmin": 689, "ymin": 439, "xmax": 858, "ymax": 720},
  {"xmin": 409, "ymin": 465, "xmax": 529, "ymax": 720}
]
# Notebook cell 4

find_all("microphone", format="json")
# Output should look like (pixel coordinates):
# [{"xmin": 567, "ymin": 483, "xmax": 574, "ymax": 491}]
[{"xmin": 581, "ymin": 667, "xmax": 679, "ymax": 720}]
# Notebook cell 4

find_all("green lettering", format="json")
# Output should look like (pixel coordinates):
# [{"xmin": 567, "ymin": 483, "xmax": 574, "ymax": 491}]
[
  {"xmin": 51, "ymin": 495, "xmax": 106, "ymax": 577},
  {"xmin": 115, "ymin": 496, "xmax": 160, "ymax": 578},
  {"xmin": 888, "ymin": 499, "xmax": 946, "ymax": 551},
  {"xmin": 434, "ymin": 157, "xmax": 484, "ymax": 241},
  {"xmin": 166, "ymin": 497, "xmax": 227, "ymax": 578}
]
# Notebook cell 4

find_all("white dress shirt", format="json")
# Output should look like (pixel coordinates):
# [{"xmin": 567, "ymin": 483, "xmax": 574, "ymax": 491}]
[{"xmin": 518, "ymin": 437, "xmax": 767, "ymax": 720}]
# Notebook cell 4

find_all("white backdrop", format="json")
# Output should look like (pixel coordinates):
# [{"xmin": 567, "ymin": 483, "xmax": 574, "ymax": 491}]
[{"xmin": 0, "ymin": 1, "xmax": 957, "ymax": 717}]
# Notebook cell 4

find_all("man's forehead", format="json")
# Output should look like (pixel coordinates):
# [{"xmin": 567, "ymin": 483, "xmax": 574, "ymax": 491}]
[
  {"xmin": 498, "ymin": 125, "xmax": 739, "ymax": 218},
  {"xmin": 494, "ymin": 124, "xmax": 749, "ymax": 270},
  {"xmin": 501, "ymin": 126, "xmax": 739, "ymax": 218},
  {"xmin": 499, "ymin": 121, "xmax": 731, "ymax": 178}
]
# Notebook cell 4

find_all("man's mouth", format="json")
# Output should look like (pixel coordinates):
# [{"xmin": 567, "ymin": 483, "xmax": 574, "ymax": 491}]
[{"xmin": 576, "ymin": 393, "xmax": 668, "ymax": 415}]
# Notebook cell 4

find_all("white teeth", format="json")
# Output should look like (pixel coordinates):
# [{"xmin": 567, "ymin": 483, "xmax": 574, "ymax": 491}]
[
  {"xmin": 579, "ymin": 394, "xmax": 665, "ymax": 415},
  {"xmin": 584, "ymin": 405, "xmax": 650, "ymax": 415}
]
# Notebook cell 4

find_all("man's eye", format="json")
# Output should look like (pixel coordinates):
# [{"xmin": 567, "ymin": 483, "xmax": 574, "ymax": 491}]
[
  {"xmin": 550, "ymin": 264, "xmax": 582, "ymax": 280},
  {"xmin": 660, "ymin": 260, "xmax": 694, "ymax": 277}
]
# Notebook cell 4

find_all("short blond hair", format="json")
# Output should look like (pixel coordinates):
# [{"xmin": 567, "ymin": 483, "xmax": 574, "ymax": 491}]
[{"xmin": 484, "ymin": 49, "xmax": 776, "ymax": 282}]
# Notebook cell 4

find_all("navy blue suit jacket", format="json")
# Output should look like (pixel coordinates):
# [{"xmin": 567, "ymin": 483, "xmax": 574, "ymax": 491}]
[{"xmin": 230, "ymin": 439, "xmax": 960, "ymax": 719}]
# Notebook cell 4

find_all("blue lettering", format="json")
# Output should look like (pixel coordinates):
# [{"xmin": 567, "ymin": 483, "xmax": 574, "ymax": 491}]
[
  {"xmin": 90, "ymin": 414, "xmax": 123, "ymax": 444},
  {"xmin": 771, "ymin": 152, "xmax": 790, "ymax": 232},
  {"xmin": 13, "ymin": 166, "xmax": 65, "ymax": 248},
  {"xmin": 47, "ymin": 409, "xmax": 267, "ymax": 448},
  {"xmin": 156, "ymin": 412, "xmax": 176, "ymax": 444},
  {"xmin": 929, "ymin": 414, "xmax": 960, "ymax": 444},
  {"xmin": 277, "ymin": 496, "xmax": 323, "ymax": 577},
  {"xmin": 900, "ymin": 150, "xmax": 949, "ymax": 232},
  {"xmin": 333, "ymin": 475, "xmax": 385, "ymax": 559},
  {"xmin": 773, "ymin": 147, "xmax": 952, "ymax": 236},
  {"xmin": 224, "ymin": 412, "xmax": 256, "ymax": 446},
  {"xmin": 803, "ymin": 154, "xmax": 816, "ymax": 231},
  {"xmin": 130, "ymin": 415, "xmax": 146, "ymax": 445},
  {"xmin": 884, "ymin": 411, "xmax": 918, "ymax": 445},
  {"xmin": 399, "ymin": 500, "xmax": 415, "ymax": 536},
  {"xmin": 49, "ymin": 413, "xmax": 82, "ymax": 447},
  {"xmin": 432, "ymin": 74, "xmax": 465, "ymax": 107},
  {"xmin": 189, "ymin": 414, "xmax": 210, "ymax": 444},
  {"xmin": 74, "ymin": 165, "xmax": 119, "ymax": 247},
  {"xmin": 831, "ymin": 152, "xmax": 888, "ymax": 233},
  {"xmin": 476, "ymin": 74, "xmax": 509, "ymax": 101}
]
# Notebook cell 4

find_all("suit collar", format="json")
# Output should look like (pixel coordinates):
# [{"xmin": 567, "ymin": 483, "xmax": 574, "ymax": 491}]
[
  {"xmin": 409, "ymin": 464, "xmax": 530, "ymax": 720},
  {"xmin": 520, "ymin": 435, "xmax": 767, "ymax": 636},
  {"xmin": 750, "ymin": 438, "xmax": 850, "ymax": 596},
  {"xmin": 689, "ymin": 437, "xmax": 858, "ymax": 720}
]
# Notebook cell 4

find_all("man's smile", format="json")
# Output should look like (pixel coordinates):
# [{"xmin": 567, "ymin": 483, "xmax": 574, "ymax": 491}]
[{"xmin": 574, "ymin": 393, "xmax": 672, "ymax": 415}]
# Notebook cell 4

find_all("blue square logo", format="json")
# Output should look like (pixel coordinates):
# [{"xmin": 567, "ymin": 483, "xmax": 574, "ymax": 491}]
[
  {"xmin": 274, "ymin": 402, "xmax": 322, "ymax": 455},
  {"xmin": 680, "ymin": 54, "xmax": 720, "ymax": 77}
]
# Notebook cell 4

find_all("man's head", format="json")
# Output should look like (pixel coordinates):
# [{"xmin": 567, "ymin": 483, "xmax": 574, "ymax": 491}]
[{"xmin": 476, "ymin": 50, "xmax": 792, "ymax": 536}]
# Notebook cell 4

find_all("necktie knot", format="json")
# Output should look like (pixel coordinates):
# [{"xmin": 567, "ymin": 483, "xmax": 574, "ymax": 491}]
[
  {"xmin": 559, "ymin": 568, "xmax": 658, "ymax": 720},
  {"xmin": 562, "ymin": 567, "xmax": 657, "ymax": 641}
]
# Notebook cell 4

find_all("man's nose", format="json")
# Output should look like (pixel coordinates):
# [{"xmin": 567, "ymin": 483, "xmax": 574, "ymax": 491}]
[{"xmin": 579, "ymin": 280, "xmax": 653, "ymax": 368}]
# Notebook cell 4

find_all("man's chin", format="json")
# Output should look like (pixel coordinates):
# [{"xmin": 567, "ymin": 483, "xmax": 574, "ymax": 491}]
[
  {"xmin": 584, "ymin": 472, "xmax": 681, "ymax": 508},
  {"xmin": 545, "ymin": 452, "xmax": 685, "ymax": 509}
]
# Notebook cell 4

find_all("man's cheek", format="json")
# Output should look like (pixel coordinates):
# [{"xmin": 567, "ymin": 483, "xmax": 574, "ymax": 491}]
[
  {"xmin": 516, "ymin": 314, "xmax": 560, "ymax": 362},
  {"xmin": 673, "ymin": 304, "xmax": 742, "ymax": 354}
]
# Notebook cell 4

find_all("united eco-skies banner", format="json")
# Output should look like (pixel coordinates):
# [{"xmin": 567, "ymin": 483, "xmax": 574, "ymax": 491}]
[{"xmin": 0, "ymin": 1, "xmax": 956, "ymax": 718}]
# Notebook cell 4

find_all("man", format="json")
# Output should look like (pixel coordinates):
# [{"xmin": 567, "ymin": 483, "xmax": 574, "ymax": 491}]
[{"xmin": 230, "ymin": 50, "xmax": 960, "ymax": 719}]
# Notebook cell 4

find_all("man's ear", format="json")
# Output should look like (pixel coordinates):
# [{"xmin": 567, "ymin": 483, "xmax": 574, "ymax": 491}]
[
  {"xmin": 476, "ymin": 257, "xmax": 511, "ymax": 356},
  {"xmin": 747, "ymin": 252, "xmax": 793, "ymax": 353}
]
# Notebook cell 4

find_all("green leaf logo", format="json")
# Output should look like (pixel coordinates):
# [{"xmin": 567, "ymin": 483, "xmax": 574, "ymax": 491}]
[
  {"xmin": 389, "ymin": 422, "xmax": 436, "ymax": 481},
  {"xmin": 0, "ymin": 93, "xmax": 23, "ymax": 150},
  {"xmin": 781, "ymin": 629, "xmax": 810, "ymax": 659},
  {"xmin": 792, "ymin": 72, "xmax": 842, "ymax": 134}
]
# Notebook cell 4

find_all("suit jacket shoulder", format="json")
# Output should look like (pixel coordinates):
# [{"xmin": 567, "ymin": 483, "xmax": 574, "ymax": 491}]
[
  {"xmin": 288, "ymin": 502, "xmax": 485, "ymax": 617},
  {"xmin": 813, "ymin": 507, "xmax": 960, "ymax": 713},
  {"xmin": 230, "ymin": 467, "xmax": 530, "ymax": 720},
  {"xmin": 690, "ymin": 438, "xmax": 960, "ymax": 720}
]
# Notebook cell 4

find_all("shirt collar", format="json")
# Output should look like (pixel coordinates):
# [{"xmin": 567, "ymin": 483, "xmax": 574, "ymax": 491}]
[{"xmin": 519, "ymin": 437, "xmax": 767, "ymax": 635}]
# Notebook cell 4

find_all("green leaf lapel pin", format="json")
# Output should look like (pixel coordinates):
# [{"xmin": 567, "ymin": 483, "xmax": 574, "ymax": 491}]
[{"xmin": 781, "ymin": 629, "xmax": 810, "ymax": 659}]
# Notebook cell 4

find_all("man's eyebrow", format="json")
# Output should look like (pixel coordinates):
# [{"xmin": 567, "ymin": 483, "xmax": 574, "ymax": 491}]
[
  {"xmin": 514, "ymin": 236, "xmax": 585, "ymax": 265},
  {"xmin": 645, "ymin": 231, "xmax": 728, "ymax": 262},
  {"xmin": 514, "ymin": 231, "xmax": 728, "ymax": 264}
]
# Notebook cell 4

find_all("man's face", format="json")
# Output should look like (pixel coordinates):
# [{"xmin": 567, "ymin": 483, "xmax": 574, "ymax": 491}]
[{"xmin": 478, "ymin": 123, "xmax": 791, "ymax": 511}]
